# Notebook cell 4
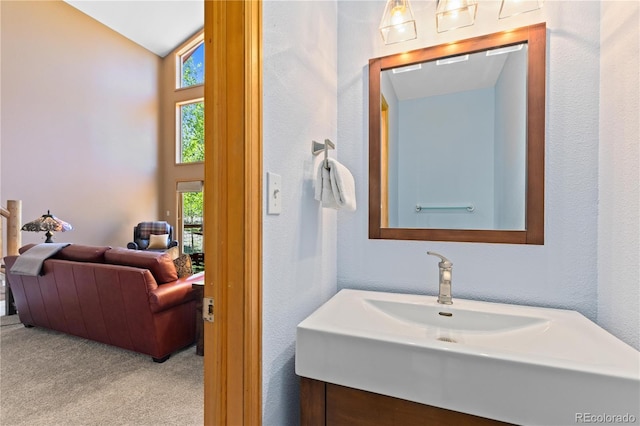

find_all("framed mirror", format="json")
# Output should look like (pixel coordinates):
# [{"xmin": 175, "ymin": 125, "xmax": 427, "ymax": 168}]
[{"xmin": 369, "ymin": 23, "xmax": 546, "ymax": 244}]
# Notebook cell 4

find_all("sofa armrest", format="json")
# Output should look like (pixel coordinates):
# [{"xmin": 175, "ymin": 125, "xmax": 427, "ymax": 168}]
[{"xmin": 148, "ymin": 273, "xmax": 203, "ymax": 313}]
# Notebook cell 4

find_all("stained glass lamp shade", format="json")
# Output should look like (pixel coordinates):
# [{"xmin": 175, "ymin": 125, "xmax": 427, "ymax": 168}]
[{"xmin": 21, "ymin": 210, "xmax": 73, "ymax": 243}]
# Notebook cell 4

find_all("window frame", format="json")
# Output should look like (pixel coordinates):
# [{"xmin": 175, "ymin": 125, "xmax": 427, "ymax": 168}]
[
  {"xmin": 176, "ymin": 35, "xmax": 205, "ymax": 90},
  {"xmin": 176, "ymin": 97, "xmax": 205, "ymax": 165},
  {"xmin": 176, "ymin": 180, "xmax": 204, "ymax": 257}
]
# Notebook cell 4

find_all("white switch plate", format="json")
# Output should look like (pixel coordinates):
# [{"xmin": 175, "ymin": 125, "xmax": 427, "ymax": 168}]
[{"xmin": 267, "ymin": 172, "xmax": 282, "ymax": 215}]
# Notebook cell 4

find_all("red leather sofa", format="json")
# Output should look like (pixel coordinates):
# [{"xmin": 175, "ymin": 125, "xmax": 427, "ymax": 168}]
[{"xmin": 4, "ymin": 244, "xmax": 201, "ymax": 362}]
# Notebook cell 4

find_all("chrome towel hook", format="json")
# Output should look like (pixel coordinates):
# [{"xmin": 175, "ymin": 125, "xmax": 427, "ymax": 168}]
[{"xmin": 312, "ymin": 139, "xmax": 335, "ymax": 169}]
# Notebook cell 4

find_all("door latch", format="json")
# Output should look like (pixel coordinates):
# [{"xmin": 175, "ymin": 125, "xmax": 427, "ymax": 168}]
[{"xmin": 203, "ymin": 297, "xmax": 214, "ymax": 323}]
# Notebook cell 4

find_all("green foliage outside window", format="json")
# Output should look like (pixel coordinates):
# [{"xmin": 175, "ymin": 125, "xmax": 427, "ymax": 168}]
[
  {"xmin": 182, "ymin": 191, "xmax": 203, "ymax": 226},
  {"xmin": 182, "ymin": 190, "xmax": 204, "ymax": 255},
  {"xmin": 180, "ymin": 100, "xmax": 204, "ymax": 163},
  {"xmin": 181, "ymin": 43, "xmax": 204, "ymax": 88}
]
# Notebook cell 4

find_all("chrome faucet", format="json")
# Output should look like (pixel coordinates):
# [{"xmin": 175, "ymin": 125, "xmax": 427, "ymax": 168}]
[{"xmin": 427, "ymin": 251, "xmax": 453, "ymax": 305}]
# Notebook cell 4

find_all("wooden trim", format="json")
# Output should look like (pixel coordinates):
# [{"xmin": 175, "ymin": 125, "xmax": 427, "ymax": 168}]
[
  {"xmin": 204, "ymin": 0, "xmax": 262, "ymax": 424},
  {"xmin": 378, "ymin": 228, "xmax": 527, "ymax": 244},
  {"xmin": 368, "ymin": 57, "xmax": 382, "ymax": 239},
  {"xmin": 375, "ymin": 25, "xmax": 538, "ymax": 71},
  {"xmin": 369, "ymin": 23, "xmax": 546, "ymax": 245},
  {"xmin": 244, "ymin": 1, "xmax": 263, "ymax": 424},
  {"xmin": 525, "ymin": 23, "xmax": 546, "ymax": 245}
]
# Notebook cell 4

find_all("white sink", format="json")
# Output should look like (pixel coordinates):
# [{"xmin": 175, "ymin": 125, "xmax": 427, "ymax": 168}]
[
  {"xmin": 365, "ymin": 298, "xmax": 549, "ymax": 333},
  {"xmin": 296, "ymin": 289, "xmax": 640, "ymax": 425}
]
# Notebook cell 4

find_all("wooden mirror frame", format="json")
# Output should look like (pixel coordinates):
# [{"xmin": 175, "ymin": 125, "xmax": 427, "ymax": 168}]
[{"xmin": 369, "ymin": 23, "xmax": 546, "ymax": 244}]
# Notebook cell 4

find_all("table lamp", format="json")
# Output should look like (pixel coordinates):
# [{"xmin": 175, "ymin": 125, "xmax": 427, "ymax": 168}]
[{"xmin": 21, "ymin": 210, "xmax": 73, "ymax": 243}]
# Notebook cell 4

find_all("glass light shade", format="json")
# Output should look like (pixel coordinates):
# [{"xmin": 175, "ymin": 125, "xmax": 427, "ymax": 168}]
[
  {"xmin": 436, "ymin": 0, "xmax": 478, "ymax": 33},
  {"xmin": 499, "ymin": 0, "xmax": 544, "ymax": 19},
  {"xmin": 379, "ymin": 0, "xmax": 417, "ymax": 45}
]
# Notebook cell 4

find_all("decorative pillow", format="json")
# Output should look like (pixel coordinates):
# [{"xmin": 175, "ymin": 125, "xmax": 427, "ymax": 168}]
[
  {"xmin": 165, "ymin": 246, "xmax": 180, "ymax": 260},
  {"xmin": 147, "ymin": 234, "xmax": 169, "ymax": 250},
  {"xmin": 173, "ymin": 254, "xmax": 193, "ymax": 278}
]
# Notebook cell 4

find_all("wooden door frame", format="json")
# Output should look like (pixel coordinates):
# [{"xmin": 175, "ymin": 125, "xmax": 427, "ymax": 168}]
[{"xmin": 204, "ymin": 1, "xmax": 262, "ymax": 424}]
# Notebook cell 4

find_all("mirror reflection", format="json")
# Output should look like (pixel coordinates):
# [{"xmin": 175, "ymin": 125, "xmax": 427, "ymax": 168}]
[
  {"xmin": 368, "ymin": 23, "xmax": 546, "ymax": 244},
  {"xmin": 381, "ymin": 45, "xmax": 528, "ymax": 230}
]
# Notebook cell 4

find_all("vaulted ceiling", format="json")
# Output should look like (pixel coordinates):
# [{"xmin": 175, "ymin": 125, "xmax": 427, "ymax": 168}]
[{"xmin": 64, "ymin": 1, "xmax": 203, "ymax": 57}]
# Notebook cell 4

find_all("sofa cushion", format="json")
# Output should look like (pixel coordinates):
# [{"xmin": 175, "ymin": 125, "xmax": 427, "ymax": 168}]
[
  {"xmin": 18, "ymin": 244, "xmax": 36, "ymax": 254},
  {"xmin": 105, "ymin": 248, "xmax": 178, "ymax": 284},
  {"xmin": 55, "ymin": 244, "xmax": 111, "ymax": 263},
  {"xmin": 18, "ymin": 244, "xmax": 111, "ymax": 263}
]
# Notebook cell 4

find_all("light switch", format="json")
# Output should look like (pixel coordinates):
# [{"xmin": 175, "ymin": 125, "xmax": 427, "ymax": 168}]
[{"xmin": 267, "ymin": 172, "xmax": 282, "ymax": 215}]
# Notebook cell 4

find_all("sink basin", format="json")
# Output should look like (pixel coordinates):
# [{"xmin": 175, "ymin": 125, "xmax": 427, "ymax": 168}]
[
  {"xmin": 296, "ymin": 289, "xmax": 640, "ymax": 425},
  {"xmin": 365, "ymin": 298, "xmax": 549, "ymax": 333}
]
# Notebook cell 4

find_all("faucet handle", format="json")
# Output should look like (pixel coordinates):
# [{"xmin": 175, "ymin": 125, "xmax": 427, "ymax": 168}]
[{"xmin": 427, "ymin": 251, "xmax": 452, "ymax": 267}]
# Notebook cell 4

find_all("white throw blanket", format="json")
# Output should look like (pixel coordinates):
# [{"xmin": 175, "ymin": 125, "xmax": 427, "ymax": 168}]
[
  {"xmin": 9, "ymin": 243, "xmax": 70, "ymax": 276},
  {"xmin": 314, "ymin": 157, "xmax": 356, "ymax": 211}
]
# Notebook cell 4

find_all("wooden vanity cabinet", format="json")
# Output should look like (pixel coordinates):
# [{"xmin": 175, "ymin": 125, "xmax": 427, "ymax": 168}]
[{"xmin": 300, "ymin": 377, "xmax": 513, "ymax": 426}]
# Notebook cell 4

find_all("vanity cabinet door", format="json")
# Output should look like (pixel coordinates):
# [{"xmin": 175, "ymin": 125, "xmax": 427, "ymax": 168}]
[{"xmin": 300, "ymin": 377, "xmax": 512, "ymax": 426}]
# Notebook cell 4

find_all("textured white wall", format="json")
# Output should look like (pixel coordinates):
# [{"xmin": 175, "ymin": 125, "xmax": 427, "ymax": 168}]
[
  {"xmin": 1, "ymin": 1, "xmax": 160, "ymax": 248},
  {"xmin": 598, "ymin": 1, "xmax": 640, "ymax": 350},
  {"xmin": 337, "ymin": 1, "xmax": 602, "ymax": 319},
  {"xmin": 262, "ymin": 1, "xmax": 338, "ymax": 424}
]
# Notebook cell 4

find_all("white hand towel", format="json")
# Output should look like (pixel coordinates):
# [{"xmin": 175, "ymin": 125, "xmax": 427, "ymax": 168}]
[
  {"xmin": 315, "ymin": 166, "xmax": 340, "ymax": 209},
  {"xmin": 314, "ymin": 158, "xmax": 357, "ymax": 211}
]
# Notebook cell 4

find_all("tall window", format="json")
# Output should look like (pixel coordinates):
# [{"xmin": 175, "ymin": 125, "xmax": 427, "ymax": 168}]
[
  {"xmin": 176, "ymin": 37, "xmax": 204, "ymax": 164},
  {"xmin": 181, "ymin": 191, "xmax": 203, "ymax": 253},
  {"xmin": 177, "ymin": 99, "xmax": 204, "ymax": 163},
  {"xmin": 177, "ymin": 181, "xmax": 204, "ymax": 271},
  {"xmin": 178, "ymin": 39, "xmax": 204, "ymax": 88}
]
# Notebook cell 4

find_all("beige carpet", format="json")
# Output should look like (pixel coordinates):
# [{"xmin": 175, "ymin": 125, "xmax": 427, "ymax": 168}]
[{"xmin": 0, "ymin": 315, "xmax": 203, "ymax": 425}]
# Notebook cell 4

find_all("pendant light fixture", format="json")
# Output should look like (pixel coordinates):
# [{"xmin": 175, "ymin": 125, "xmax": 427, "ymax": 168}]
[
  {"xmin": 379, "ymin": 0, "xmax": 418, "ymax": 45},
  {"xmin": 499, "ymin": 0, "xmax": 544, "ymax": 19},
  {"xmin": 436, "ymin": 0, "xmax": 478, "ymax": 33}
]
